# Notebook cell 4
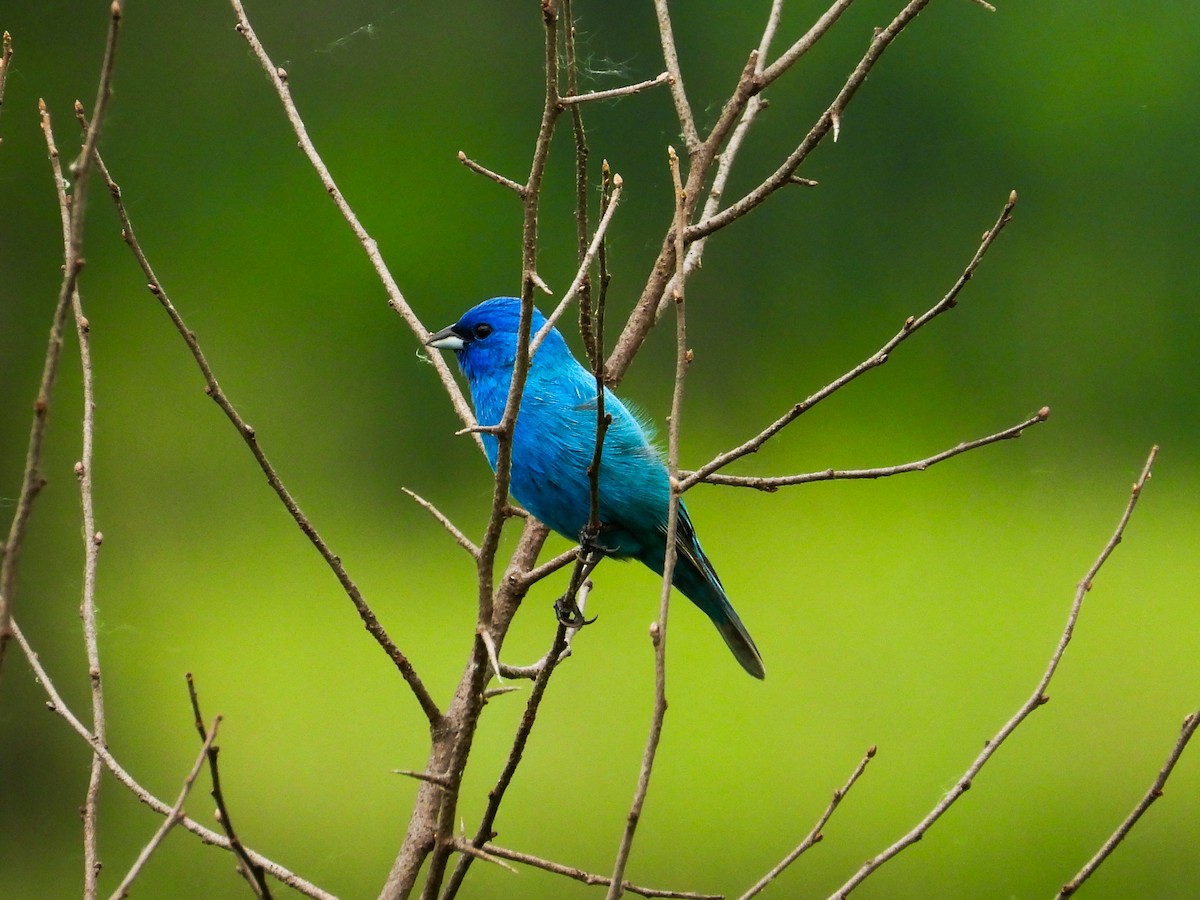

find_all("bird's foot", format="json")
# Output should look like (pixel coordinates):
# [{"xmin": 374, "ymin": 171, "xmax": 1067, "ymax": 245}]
[{"xmin": 554, "ymin": 595, "xmax": 597, "ymax": 630}]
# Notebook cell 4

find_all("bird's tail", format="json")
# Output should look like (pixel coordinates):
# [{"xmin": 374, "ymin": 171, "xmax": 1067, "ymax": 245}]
[{"xmin": 667, "ymin": 511, "xmax": 766, "ymax": 679}]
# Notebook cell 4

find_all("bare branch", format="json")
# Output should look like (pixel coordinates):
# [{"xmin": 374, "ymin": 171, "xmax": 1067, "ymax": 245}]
[
  {"xmin": 689, "ymin": 0, "xmax": 932, "ymax": 242},
  {"xmin": 827, "ymin": 446, "xmax": 1161, "ymax": 898},
  {"xmin": 457, "ymin": 150, "xmax": 526, "ymax": 196},
  {"xmin": 516, "ymin": 547, "xmax": 578, "ymax": 588},
  {"xmin": 481, "ymin": 842, "xmax": 722, "ymax": 899},
  {"xmin": 478, "ymin": 626, "xmax": 504, "ymax": 683},
  {"xmin": 47, "ymin": 102, "xmax": 110, "ymax": 900},
  {"xmin": 560, "ymin": 71, "xmax": 671, "ymax": 106},
  {"xmin": 108, "ymin": 719, "xmax": 221, "ymax": 900},
  {"xmin": 689, "ymin": 408, "xmax": 1050, "ymax": 492},
  {"xmin": 531, "ymin": 174, "xmax": 624, "ymax": 355},
  {"xmin": 445, "ymin": 838, "xmax": 518, "ymax": 875},
  {"xmin": 442, "ymin": 583, "xmax": 590, "ymax": 896},
  {"xmin": 498, "ymin": 581, "xmax": 590, "ymax": 679},
  {"xmin": 40, "ymin": 94, "xmax": 110, "ymax": 900},
  {"xmin": 657, "ymin": 1, "xmax": 784, "ymax": 316},
  {"xmin": 393, "ymin": 768, "xmax": 453, "ymax": 789},
  {"xmin": 607, "ymin": 146, "xmax": 690, "ymax": 900},
  {"xmin": 682, "ymin": 191, "xmax": 1018, "ymax": 490},
  {"xmin": 607, "ymin": 0, "xmax": 936, "ymax": 382},
  {"xmin": 88, "ymin": 147, "xmax": 441, "ymax": 726},
  {"xmin": 757, "ymin": 0, "xmax": 858, "ymax": 90},
  {"xmin": 740, "ymin": 746, "xmax": 876, "ymax": 899},
  {"xmin": 653, "ymin": 0, "xmax": 699, "ymax": 151},
  {"xmin": 0, "ymin": 31, "xmax": 13, "ymax": 130},
  {"xmin": 227, "ymin": 0, "xmax": 477, "ymax": 440},
  {"xmin": 1, "ymin": 0, "xmax": 123, "ymax": 666},
  {"xmin": 603, "ymin": 48, "xmax": 760, "ymax": 383},
  {"xmin": 11, "ymin": 619, "xmax": 334, "ymax": 899},
  {"xmin": 402, "ymin": 488, "xmax": 479, "ymax": 557},
  {"xmin": 187, "ymin": 674, "xmax": 273, "ymax": 899},
  {"xmin": 1056, "ymin": 708, "xmax": 1200, "ymax": 898}
]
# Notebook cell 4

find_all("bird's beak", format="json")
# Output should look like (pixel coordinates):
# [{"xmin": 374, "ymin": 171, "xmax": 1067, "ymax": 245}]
[{"xmin": 426, "ymin": 324, "xmax": 466, "ymax": 351}]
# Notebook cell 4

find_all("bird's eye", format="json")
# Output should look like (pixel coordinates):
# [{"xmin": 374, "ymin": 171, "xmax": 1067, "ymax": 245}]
[{"xmin": 473, "ymin": 323, "xmax": 493, "ymax": 340}]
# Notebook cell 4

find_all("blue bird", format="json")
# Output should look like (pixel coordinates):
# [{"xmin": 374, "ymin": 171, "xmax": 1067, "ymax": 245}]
[{"xmin": 426, "ymin": 297, "xmax": 765, "ymax": 679}]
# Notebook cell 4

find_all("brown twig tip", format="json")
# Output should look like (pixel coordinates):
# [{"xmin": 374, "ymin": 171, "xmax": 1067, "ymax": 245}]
[
  {"xmin": 1038, "ymin": 406, "xmax": 1051, "ymax": 421},
  {"xmin": 111, "ymin": 0, "xmax": 122, "ymax": 19},
  {"xmin": 276, "ymin": 67, "xmax": 288, "ymax": 82},
  {"xmin": 393, "ymin": 769, "xmax": 453, "ymax": 789}
]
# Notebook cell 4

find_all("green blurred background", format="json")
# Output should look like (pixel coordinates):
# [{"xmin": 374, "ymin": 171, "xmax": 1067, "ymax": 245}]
[{"xmin": 2, "ymin": 1, "xmax": 1197, "ymax": 897}]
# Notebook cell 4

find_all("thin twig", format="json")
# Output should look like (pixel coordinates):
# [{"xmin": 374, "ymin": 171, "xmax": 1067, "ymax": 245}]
[
  {"xmin": 227, "ymin": 0, "xmax": 477, "ymax": 440},
  {"xmin": 606, "ymin": 146, "xmax": 690, "ymax": 900},
  {"xmin": 445, "ymin": 838, "xmax": 518, "ymax": 874},
  {"xmin": 49, "ymin": 101, "xmax": 109, "ymax": 900},
  {"xmin": 535, "ymin": 176, "xmax": 628, "ymax": 355},
  {"xmin": 402, "ymin": 488, "xmax": 480, "ymax": 557},
  {"xmin": 11, "ymin": 619, "xmax": 334, "ymax": 899},
  {"xmin": 394, "ymin": 769, "xmax": 454, "ymax": 789},
  {"xmin": 478, "ymin": 626, "xmax": 504, "ymax": 683},
  {"xmin": 498, "ymin": 582, "xmax": 590, "ymax": 679},
  {"xmin": 689, "ymin": 0, "xmax": 931, "ymax": 242},
  {"xmin": 739, "ymin": 746, "xmax": 876, "ymax": 899},
  {"xmin": 607, "ymin": 0, "xmax": 930, "ymax": 382},
  {"xmin": 481, "ymin": 842, "xmax": 722, "ymax": 899},
  {"xmin": 0, "ymin": 105, "xmax": 76, "ymax": 652},
  {"xmin": 757, "ymin": 0, "xmax": 858, "ymax": 89},
  {"xmin": 441, "ymin": 585, "xmax": 590, "ymax": 897},
  {"xmin": 1056, "ymin": 708, "xmax": 1200, "ymax": 898},
  {"xmin": 827, "ymin": 446, "xmax": 1160, "ymax": 898},
  {"xmin": 187, "ymin": 674, "xmax": 273, "ymax": 899},
  {"xmin": 0, "ymin": 0, "xmax": 123, "ymax": 666},
  {"xmin": 457, "ymin": 151, "xmax": 526, "ymax": 196},
  {"xmin": 515, "ymin": 547, "xmax": 578, "ymax": 589},
  {"xmin": 530, "ymin": 175, "xmax": 624, "ymax": 355},
  {"xmin": 681, "ymin": 191, "xmax": 1018, "ymax": 491},
  {"xmin": 0, "ymin": 31, "xmax": 13, "ymax": 132},
  {"xmin": 689, "ymin": 408, "xmax": 1050, "ymax": 492},
  {"xmin": 653, "ymin": 0, "xmax": 699, "ymax": 152},
  {"xmin": 676, "ymin": 0, "xmax": 781, "ymax": 285},
  {"xmin": 603, "ymin": 47, "xmax": 760, "ymax": 383},
  {"xmin": 560, "ymin": 71, "xmax": 671, "ymax": 105},
  {"xmin": 565, "ymin": 0, "xmax": 592, "ymax": 324},
  {"xmin": 89, "ymin": 146, "xmax": 441, "ymax": 727},
  {"xmin": 108, "ymin": 719, "xmax": 221, "ymax": 900}
]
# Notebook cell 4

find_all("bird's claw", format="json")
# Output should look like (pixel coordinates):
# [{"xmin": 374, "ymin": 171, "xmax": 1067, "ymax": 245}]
[{"xmin": 554, "ymin": 596, "xmax": 597, "ymax": 630}]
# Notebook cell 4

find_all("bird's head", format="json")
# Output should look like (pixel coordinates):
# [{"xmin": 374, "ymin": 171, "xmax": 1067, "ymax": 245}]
[{"xmin": 426, "ymin": 297, "xmax": 551, "ymax": 375}]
